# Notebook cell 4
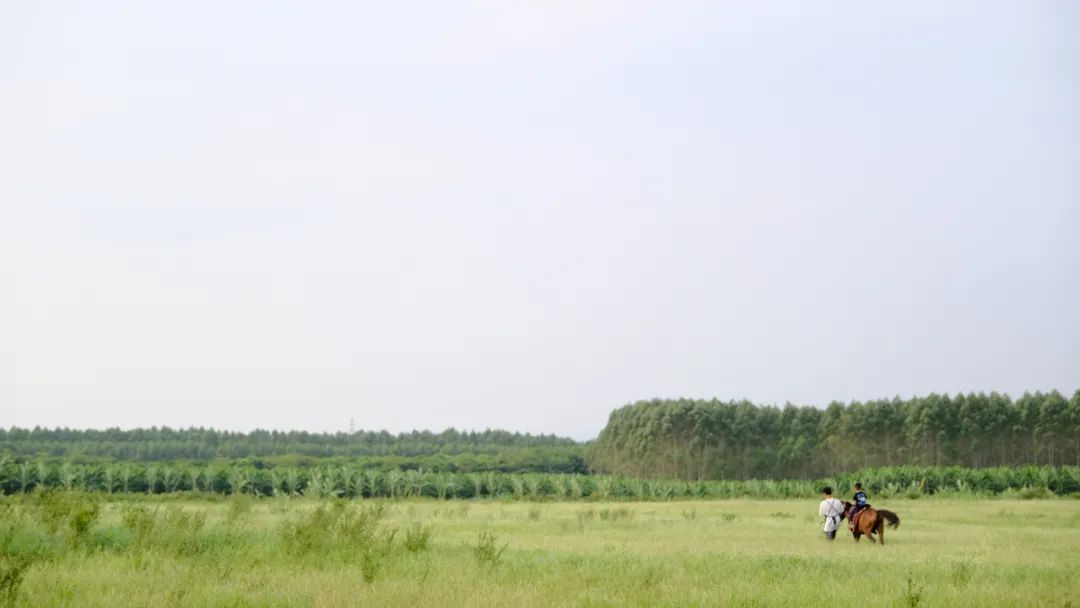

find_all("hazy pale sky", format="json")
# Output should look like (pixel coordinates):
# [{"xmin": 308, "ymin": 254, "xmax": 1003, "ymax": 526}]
[{"xmin": 2, "ymin": 1, "xmax": 1078, "ymax": 439}]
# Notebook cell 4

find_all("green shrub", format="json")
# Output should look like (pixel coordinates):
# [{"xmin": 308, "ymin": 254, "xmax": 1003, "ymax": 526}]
[
  {"xmin": 403, "ymin": 523, "xmax": 433, "ymax": 553},
  {"xmin": 67, "ymin": 500, "xmax": 100, "ymax": 547},
  {"xmin": 473, "ymin": 531, "xmax": 506, "ymax": 569},
  {"xmin": 29, "ymin": 491, "xmax": 100, "ymax": 547},
  {"xmin": 279, "ymin": 501, "xmax": 395, "ymax": 564},
  {"xmin": 1017, "ymin": 486, "xmax": 1054, "ymax": 500},
  {"xmin": 360, "ymin": 532, "xmax": 397, "ymax": 584},
  {"xmin": 120, "ymin": 504, "xmax": 157, "ymax": 567},
  {"xmin": 904, "ymin": 482, "xmax": 924, "ymax": 499},
  {"xmin": 33, "ymin": 491, "xmax": 75, "ymax": 535}
]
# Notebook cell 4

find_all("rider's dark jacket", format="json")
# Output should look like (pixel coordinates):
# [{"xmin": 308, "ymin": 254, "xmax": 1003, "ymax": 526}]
[{"xmin": 852, "ymin": 491, "xmax": 868, "ymax": 510}]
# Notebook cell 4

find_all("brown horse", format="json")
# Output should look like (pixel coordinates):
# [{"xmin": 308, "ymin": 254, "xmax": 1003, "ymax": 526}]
[{"xmin": 842, "ymin": 501, "xmax": 900, "ymax": 544}]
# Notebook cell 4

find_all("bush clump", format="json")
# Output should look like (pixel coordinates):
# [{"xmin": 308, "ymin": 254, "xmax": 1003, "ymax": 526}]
[
  {"xmin": 473, "ymin": 531, "xmax": 506, "ymax": 569},
  {"xmin": 31, "ymin": 491, "xmax": 101, "ymax": 548},
  {"xmin": 279, "ymin": 501, "xmax": 397, "ymax": 579},
  {"xmin": 403, "ymin": 523, "xmax": 434, "ymax": 553}
]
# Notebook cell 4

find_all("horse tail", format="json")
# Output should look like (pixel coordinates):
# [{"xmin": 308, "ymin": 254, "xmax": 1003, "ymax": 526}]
[{"xmin": 878, "ymin": 509, "xmax": 900, "ymax": 529}]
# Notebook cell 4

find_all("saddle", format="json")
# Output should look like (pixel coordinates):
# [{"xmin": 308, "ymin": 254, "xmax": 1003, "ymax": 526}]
[{"xmin": 849, "ymin": 505, "xmax": 871, "ymax": 529}]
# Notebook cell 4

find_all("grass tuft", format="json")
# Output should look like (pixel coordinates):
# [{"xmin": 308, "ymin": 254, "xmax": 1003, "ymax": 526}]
[{"xmin": 473, "ymin": 531, "xmax": 506, "ymax": 569}]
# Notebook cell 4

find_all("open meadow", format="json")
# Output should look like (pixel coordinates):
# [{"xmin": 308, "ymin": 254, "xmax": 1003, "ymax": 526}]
[{"xmin": 2, "ymin": 495, "xmax": 1078, "ymax": 607}]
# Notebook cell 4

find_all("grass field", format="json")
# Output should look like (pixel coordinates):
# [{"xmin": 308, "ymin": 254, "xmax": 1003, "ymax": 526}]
[{"xmin": 3, "ymin": 495, "xmax": 1079, "ymax": 607}]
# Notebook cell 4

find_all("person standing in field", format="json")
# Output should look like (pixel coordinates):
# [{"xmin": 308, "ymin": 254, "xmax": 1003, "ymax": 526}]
[{"xmin": 819, "ymin": 486, "xmax": 845, "ymax": 540}]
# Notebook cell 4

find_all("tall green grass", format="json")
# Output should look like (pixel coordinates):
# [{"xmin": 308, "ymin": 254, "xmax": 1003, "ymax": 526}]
[{"xmin": 0, "ymin": 494, "xmax": 1077, "ymax": 607}]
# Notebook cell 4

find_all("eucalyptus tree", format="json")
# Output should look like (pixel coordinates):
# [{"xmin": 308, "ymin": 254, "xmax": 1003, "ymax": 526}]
[
  {"xmin": 0, "ymin": 426, "xmax": 585, "ymax": 474},
  {"xmin": 1038, "ymin": 391, "xmax": 1069, "ymax": 466},
  {"xmin": 1071, "ymin": 390, "xmax": 1080, "ymax": 466},
  {"xmin": 589, "ymin": 392, "xmax": 1080, "ymax": 480}
]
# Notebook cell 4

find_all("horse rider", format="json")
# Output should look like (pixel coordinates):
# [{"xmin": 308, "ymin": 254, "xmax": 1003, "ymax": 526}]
[
  {"xmin": 818, "ymin": 486, "xmax": 845, "ymax": 540},
  {"xmin": 848, "ymin": 482, "xmax": 869, "ymax": 531}
]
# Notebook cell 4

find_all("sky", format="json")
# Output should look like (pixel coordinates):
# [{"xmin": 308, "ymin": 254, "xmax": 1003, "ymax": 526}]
[{"xmin": 2, "ymin": 1, "xmax": 1078, "ymax": 440}]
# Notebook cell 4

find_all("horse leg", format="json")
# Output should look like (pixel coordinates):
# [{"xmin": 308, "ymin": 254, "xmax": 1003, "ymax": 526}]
[{"xmin": 878, "ymin": 519, "xmax": 885, "ymax": 546}]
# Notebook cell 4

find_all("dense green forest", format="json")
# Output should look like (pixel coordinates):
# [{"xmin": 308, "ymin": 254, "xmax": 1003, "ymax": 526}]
[
  {"xmin": 0, "ymin": 428, "xmax": 586, "ymax": 474},
  {"xmin": 5, "ymin": 390, "xmax": 1079, "ymax": 481},
  {"xmin": 587, "ymin": 390, "xmax": 1080, "ymax": 480}
]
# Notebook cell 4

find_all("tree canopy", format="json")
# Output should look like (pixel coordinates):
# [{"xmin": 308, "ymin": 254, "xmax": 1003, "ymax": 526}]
[
  {"xmin": 0, "ymin": 427, "xmax": 586, "ymax": 473},
  {"xmin": 587, "ymin": 390, "xmax": 1080, "ymax": 479}
]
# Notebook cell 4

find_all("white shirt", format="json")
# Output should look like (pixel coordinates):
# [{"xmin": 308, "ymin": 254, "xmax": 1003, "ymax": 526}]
[{"xmin": 819, "ymin": 497, "xmax": 845, "ymax": 532}]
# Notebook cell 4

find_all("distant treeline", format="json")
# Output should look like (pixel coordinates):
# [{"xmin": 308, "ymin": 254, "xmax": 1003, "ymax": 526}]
[
  {"xmin": 587, "ymin": 390, "xmax": 1080, "ymax": 480},
  {"xmin": 6, "ymin": 390, "xmax": 1079, "ymax": 481},
  {"xmin": 0, "ymin": 428, "xmax": 586, "ymax": 474}
]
